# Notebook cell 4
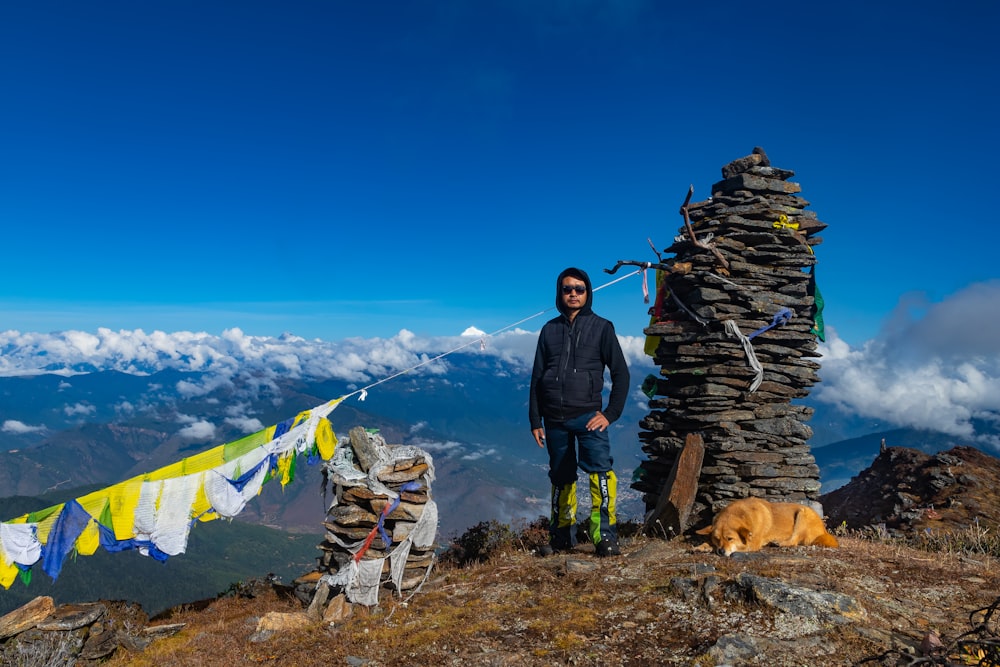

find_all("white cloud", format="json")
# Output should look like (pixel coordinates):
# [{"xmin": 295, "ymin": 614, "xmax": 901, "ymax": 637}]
[
  {"xmin": 618, "ymin": 335, "xmax": 657, "ymax": 369},
  {"xmin": 178, "ymin": 419, "xmax": 217, "ymax": 441},
  {"xmin": 0, "ymin": 325, "xmax": 657, "ymax": 389},
  {"xmin": 223, "ymin": 402, "xmax": 254, "ymax": 418},
  {"xmin": 176, "ymin": 374, "xmax": 234, "ymax": 399},
  {"xmin": 2, "ymin": 420, "xmax": 46, "ymax": 434},
  {"xmin": 411, "ymin": 439, "xmax": 464, "ymax": 455},
  {"xmin": 64, "ymin": 402, "xmax": 96, "ymax": 417},
  {"xmin": 630, "ymin": 386, "xmax": 653, "ymax": 409},
  {"xmin": 224, "ymin": 416, "xmax": 265, "ymax": 433},
  {"xmin": 461, "ymin": 447, "xmax": 498, "ymax": 461},
  {"xmin": 7, "ymin": 284, "xmax": 996, "ymax": 450},
  {"xmin": 816, "ymin": 281, "xmax": 1000, "ymax": 445},
  {"xmin": 221, "ymin": 401, "xmax": 265, "ymax": 434}
]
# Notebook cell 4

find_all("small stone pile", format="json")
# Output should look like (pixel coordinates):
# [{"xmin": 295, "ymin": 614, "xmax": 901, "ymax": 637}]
[
  {"xmin": 0, "ymin": 596, "xmax": 180, "ymax": 665},
  {"xmin": 299, "ymin": 427, "xmax": 437, "ymax": 616},
  {"xmin": 635, "ymin": 148, "xmax": 827, "ymax": 531}
]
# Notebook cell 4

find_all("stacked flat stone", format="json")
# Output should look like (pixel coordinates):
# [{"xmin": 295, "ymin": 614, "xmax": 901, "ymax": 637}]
[
  {"xmin": 635, "ymin": 148, "xmax": 827, "ymax": 528},
  {"xmin": 306, "ymin": 427, "xmax": 436, "ymax": 611}
]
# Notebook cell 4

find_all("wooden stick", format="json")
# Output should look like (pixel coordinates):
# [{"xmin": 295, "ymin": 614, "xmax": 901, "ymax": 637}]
[{"xmin": 680, "ymin": 185, "xmax": 730, "ymax": 270}]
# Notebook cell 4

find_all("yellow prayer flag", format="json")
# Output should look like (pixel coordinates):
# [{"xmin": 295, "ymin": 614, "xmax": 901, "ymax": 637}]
[
  {"xmin": 76, "ymin": 520, "xmax": 101, "ymax": 556},
  {"xmin": 191, "ymin": 474, "xmax": 217, "ymax": 523},
  {"xmin": 0, "ymin": 556, "xmax": 18, "ymax": 589},
  {"xmin": 106, "ymin": 477, "xmax": 146, "ymax": 541},
  {"xmin": 33, "ymin": 504, "xmax": 65, "ymax": 543},
  {"xmin": 315, "ymin": 418, "xmax": 338, "ymax": 460}
]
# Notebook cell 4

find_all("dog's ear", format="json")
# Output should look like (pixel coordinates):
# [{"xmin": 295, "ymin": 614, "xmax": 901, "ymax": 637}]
[
  {"xmin": 694, "ymin": 525, "xmax": 713, "ymax": 535},
  {"xmin": 738, "ymin": 527, "xmax": 752, "ymax": 544}
]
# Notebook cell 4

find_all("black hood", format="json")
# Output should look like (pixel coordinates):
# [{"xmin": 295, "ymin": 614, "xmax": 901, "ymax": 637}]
[{"xmin": 555, "ymin": 267, "xmax": 594, "ymax": 318}]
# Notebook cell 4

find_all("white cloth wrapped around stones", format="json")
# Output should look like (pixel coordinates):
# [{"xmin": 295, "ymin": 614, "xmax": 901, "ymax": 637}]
[{"xmin": 317, "ymin": 427, "xmax": 438, "ymax": 607}]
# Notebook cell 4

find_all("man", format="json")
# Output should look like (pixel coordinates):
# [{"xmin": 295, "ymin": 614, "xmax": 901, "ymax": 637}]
[{"xmin": 529, "ymin": 267, "xmax": 630, "ymax": 557}]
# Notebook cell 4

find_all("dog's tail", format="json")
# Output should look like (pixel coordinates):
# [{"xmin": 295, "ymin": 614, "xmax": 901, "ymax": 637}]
[{"xmin": 813, "ymin": 532, "xmax": 839, "ymax": 548}]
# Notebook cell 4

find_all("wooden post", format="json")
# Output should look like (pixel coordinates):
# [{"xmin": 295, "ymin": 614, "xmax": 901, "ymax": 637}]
[{"xmin": 643, "ymin": 433, "xmax": 705, "ymax": 538}]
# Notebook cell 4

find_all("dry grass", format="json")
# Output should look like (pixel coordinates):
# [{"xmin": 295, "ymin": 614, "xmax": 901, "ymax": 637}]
[
  {"xmin": 841, "ymin": 518, "xmax": 1000, "ymax": 568},
  {"xmin": 98, "ymin": 520, "xmax": 1000, "ymax": 667}
]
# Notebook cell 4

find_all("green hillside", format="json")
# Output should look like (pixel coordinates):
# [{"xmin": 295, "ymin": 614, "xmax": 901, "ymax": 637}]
[{"xmin": 0, "ymin": 497, "xmax": 322, "ymax": 617}]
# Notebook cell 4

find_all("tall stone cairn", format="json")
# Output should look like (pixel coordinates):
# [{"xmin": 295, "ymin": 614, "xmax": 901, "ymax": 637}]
[{"xmin": 635, "ymin": 148, "xmax": 828, "ymax": 531}]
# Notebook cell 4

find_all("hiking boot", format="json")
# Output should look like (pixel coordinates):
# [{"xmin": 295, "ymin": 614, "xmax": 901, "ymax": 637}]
[
  {"xmin": 537, "ymin": 537, "xmax": 572, "ymax": 557},
  {"xmin": 595, "ymin": 540, "xmax": 621, "ymax": 558},
  {"xmin": 536, "ymin": 543, "xmax": 556, "ymax": 557}
]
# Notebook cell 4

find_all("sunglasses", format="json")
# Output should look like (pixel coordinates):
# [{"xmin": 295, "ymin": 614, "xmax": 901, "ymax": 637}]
[{"xmin": 561, "ymin": 285, "xmax": 586, "ymax": 295}]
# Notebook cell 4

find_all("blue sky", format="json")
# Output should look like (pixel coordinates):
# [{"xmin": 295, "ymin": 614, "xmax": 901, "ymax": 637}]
[{"xmin": 2, "ymin": 1, "xmax": 998, "ymax": 348}]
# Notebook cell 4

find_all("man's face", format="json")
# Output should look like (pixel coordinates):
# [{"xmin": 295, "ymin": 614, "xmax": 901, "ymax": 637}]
[{"xmin": 561, "ymin": 276, "xmax": 587, "ymax": 313}]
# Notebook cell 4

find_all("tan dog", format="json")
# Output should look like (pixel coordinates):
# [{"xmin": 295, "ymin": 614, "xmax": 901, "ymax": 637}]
[{"xmin": 694, "ymin": 497, "xmax": 839, "ymax": 556}]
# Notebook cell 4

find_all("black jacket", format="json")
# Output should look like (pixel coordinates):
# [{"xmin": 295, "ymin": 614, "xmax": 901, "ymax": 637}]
[{"xmin": 528, "ymin": 267, "xmax": 630, "ymax": 429}]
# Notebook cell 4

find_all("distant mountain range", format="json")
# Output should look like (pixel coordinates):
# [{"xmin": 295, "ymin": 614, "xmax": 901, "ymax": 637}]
[
  {"xmin": 0, "ymin": 357, "xmax": 650, "ymax": 539},
  {"xmin": 3, "ymin": 355, "xmax": 998, "ymax": 614}
]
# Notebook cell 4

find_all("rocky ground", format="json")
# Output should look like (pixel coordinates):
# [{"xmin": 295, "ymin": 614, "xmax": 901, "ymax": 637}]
[
  {"xmin": 5, "ymin": 532, "xmax": 998, "ymax": 666},
  {"xmin": 3, "ymin": 444, "xmax": 1000, "ymax": 666}
]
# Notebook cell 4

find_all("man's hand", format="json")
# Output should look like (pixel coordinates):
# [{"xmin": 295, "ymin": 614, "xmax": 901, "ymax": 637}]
[
  {"xmin": 532, "ymin": 428, "xmax": 546, "ymax": 448},
  {"xmin": 586, "ymin": 411, "xmax": 609, "ymax": 432}
]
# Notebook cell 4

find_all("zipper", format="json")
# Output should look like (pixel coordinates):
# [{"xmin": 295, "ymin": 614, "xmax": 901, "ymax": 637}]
[{"xmin": 556, "ymin": 317, "xmax": 576, "ymax": 415}]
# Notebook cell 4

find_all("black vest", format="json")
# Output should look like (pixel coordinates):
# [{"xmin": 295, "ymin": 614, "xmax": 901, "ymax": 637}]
[{"xmin": 536, "ymin": 313, "xmax": 609, "ymax": 421}]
